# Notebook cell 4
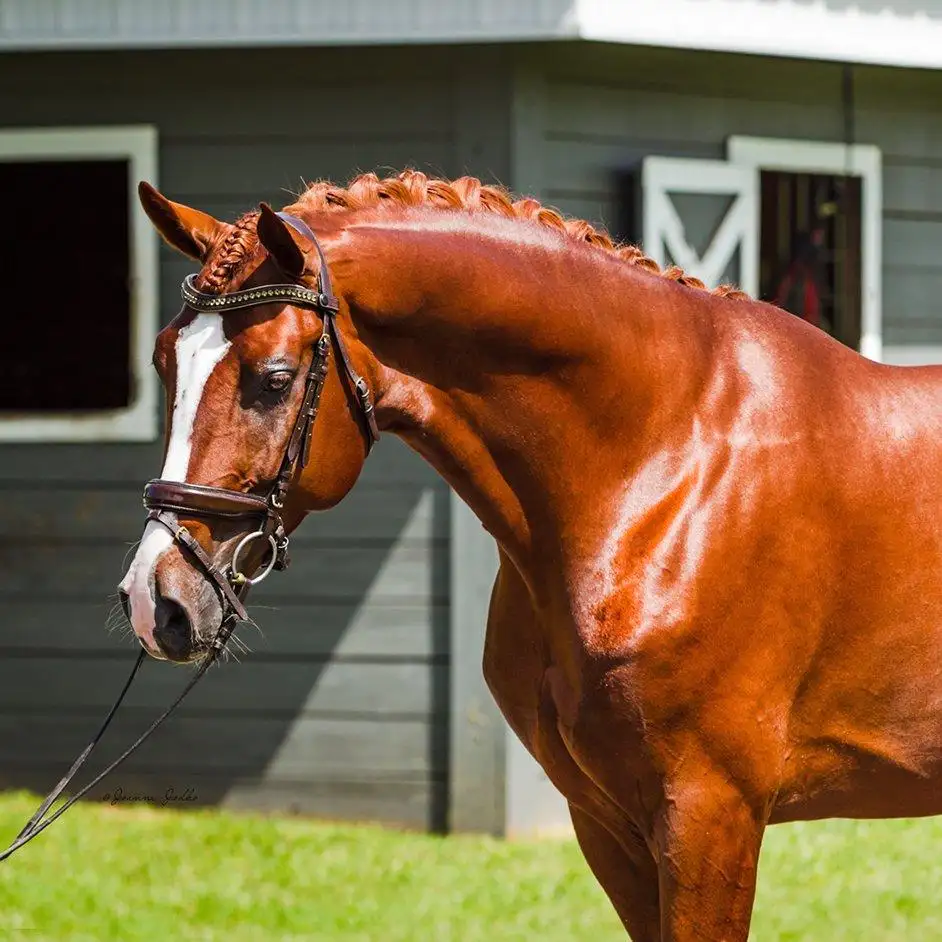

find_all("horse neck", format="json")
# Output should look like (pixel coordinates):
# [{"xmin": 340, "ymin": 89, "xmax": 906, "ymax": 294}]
[{"xmin": 329, "ymin": 215, "xmax": 714, "ymax": 578}]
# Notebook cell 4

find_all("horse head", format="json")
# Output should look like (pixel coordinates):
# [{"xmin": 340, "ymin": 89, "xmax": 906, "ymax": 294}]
[{"xmin": 119, "ymin": 184, "xmax": 375, "ymax": 662}]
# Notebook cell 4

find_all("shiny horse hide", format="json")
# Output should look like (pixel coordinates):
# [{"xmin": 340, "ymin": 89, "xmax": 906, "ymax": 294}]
[{"xmin": 120, "ymin": 170, "xmax": 942, "ymax": 941}]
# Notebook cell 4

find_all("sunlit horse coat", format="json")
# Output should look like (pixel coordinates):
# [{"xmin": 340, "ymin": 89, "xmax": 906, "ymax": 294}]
[{"xmin": 121, "ymin": 171, "xmax": 942, "ymax": 941}]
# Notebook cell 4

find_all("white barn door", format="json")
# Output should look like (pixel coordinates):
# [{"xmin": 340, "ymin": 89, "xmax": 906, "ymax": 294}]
[{"xmin": 641, "ymin": 157, "xmax": 759, "ymax": 298}]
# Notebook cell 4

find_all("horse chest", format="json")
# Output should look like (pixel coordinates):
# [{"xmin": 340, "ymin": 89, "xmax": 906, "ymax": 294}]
[
  {"xmin": 482, "ymin": 600, "xmax": 548, "ymax": 750},
  {"xmin": 481, "ymin": 559, "xmax": 568, "ymax": 748},
  {"xmin": 482, "ymin": 559, "xmax": 619, "ymax": 809}
]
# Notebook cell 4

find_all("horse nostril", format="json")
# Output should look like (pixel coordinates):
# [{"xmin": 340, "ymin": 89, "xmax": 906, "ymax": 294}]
[
  {"xmin": 118, "ymin": 588, "xmax": 132, "ymax": 624},
  {"xmin": 153, "ymin": 589, "xmax": 193, "ymax": 661}
]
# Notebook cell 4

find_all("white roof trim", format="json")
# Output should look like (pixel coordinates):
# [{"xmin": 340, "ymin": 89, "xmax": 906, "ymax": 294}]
[
  {"xmin": 1, "ymin": 0, "xmax": 940, "ymax": 70},
  {"xmin": 576, "ymin": 0, "xmax": 942, "ymax": 71}
]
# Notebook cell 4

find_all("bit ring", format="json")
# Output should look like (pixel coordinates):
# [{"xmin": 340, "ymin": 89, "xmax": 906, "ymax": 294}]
[{"xmin": 230, "ymin": 531, "xmax": 278, "ymax": 586}]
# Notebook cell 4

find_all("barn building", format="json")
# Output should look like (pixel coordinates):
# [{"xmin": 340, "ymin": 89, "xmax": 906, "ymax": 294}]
[{"xmin": 1, "ymin": 1, "xmax": 940, "ymax": 836}]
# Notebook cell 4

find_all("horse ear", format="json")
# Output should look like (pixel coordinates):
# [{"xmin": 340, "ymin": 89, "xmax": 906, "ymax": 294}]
[
  {"xmin": 137, "ymin": 182, "xmax": 227, "ymax": 262},
  {"xmin": 256, "ymin": 202, "xmax": 312, "ymax": 280}
]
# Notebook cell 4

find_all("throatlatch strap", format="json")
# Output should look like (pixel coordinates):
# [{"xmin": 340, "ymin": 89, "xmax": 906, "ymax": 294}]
[
  {"xmin": 276, "ymin": 212, "xmax": 379, "ymax": 450},
  {"xmin": 328, "ymin": 317, "xmax": 380, "ymax": 446}
]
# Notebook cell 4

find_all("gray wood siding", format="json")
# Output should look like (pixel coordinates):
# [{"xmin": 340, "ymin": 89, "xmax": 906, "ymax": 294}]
[
  {"xmin": 521, "ymin": 44, "xmax": 942, "ymax": 347},
  {"xmin": 0, "ymin": 45, "xmax": 512, "ymax": 829}
]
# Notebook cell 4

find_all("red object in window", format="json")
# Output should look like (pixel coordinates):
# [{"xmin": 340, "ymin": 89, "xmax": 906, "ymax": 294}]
[{"xmin": 774, "ymin": 227, "xmax": 826, "ymax": 328}]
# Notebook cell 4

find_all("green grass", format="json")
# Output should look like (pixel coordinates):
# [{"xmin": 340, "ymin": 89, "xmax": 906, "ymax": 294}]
[{"xmin": 0, "ymin": 792, "xmax": 940, "ymax": 941}]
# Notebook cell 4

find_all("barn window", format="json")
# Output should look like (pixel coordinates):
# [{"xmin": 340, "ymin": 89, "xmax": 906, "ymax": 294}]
[
  {"xmin": 0, "ymin": 127, "xmax": 159, "ymax": 441},
  {"xmin": 641, "ymin": 138, "xmax": 882, "ymax": 361},
  {"xmin": 759, "ymin": 170, "xmax": 863, "ymax": 351}
]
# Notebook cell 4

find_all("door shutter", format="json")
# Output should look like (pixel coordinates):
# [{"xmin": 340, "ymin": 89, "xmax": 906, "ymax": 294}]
[{"xmin": 642, "ymin": 157, "xmax": 758, "ymax": 297}]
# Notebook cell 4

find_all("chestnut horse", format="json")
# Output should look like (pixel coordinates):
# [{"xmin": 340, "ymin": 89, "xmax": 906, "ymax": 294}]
[{"xmin": 120, "ymin": 171, "xmax": 942, "ymax": 941}]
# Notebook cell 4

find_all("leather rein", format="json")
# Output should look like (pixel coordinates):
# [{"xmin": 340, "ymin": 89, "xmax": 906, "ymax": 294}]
[{"xmin": 0, "ymin": 213, "xmax": 378, "ymax": 863}]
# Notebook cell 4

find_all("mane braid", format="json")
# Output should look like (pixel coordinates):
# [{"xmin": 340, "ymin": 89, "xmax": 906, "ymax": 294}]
[{"xmin": 287, "ymin": 170, "xmax": 750, "ymax": 301}]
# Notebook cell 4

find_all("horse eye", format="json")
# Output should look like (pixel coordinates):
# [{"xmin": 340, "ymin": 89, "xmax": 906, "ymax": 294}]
[{"xmin": 263, "ymin": 370, "xmax": 294, "ymax": 393}]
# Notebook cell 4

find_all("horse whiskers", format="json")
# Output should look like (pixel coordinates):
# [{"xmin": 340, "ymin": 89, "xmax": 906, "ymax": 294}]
[
  {"xmin": 105, "ymin": 616, "xmax": 128, "ymax": 637},
  {"xmin": 227, "ymin": 631, "xmax": 251, "ymax": 656},
  {"xmin": 212, "ymin": 645, "xmax": 240, "ymax": 667},
  {"xmin": 104, "ymin": 600, "xmax": 128, "ymax": 637},
  {"xmin": 121, "ymin": 539, "xmax": 142, "ymax": 571},
  {"xmin": 237, "ymin": 615, "xmax": 267, "ymax": 642}
]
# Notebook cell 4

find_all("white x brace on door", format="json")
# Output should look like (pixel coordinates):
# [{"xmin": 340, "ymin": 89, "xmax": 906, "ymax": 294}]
[{"xmin": 641, "ymin": 157, "xmax": 759, "ymax": 298}]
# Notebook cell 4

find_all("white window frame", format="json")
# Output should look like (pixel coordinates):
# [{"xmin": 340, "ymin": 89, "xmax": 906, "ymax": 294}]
[
  {"xmin": 0, "ymin": 125, "xmax": 159, "ymax": 441},
  {"xmin": 727, "ymin": 135, "xmax": 883, "ymax": 362},
  {"xmin": 641, "ymin": 157, "xmax": 760, "ymax": 298}
]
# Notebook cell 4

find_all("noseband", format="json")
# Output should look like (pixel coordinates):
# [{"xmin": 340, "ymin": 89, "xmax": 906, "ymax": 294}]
[{"xmin": 143, "ymin": 213, "xmax": 380, "ymax": 638}]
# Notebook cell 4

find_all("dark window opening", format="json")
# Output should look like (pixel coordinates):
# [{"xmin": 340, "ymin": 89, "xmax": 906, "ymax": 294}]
[
  {"xmin": 613, "ymin": 167, "xmax": 641, "ymax": 246},
  {"xmin": 0, "ymin": 159, "xmax": 131, "ymax": 411},
  {"xmin": 759, "ymin": 170, "xmax": 862, "ymax": 350}
]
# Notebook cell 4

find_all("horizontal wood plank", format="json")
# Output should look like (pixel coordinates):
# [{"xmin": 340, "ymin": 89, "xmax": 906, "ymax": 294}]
[
  {"xmin": 220, "ymin": 776, "xmax": 441, "ymax": 829},
  {"xmin": 883, "ymin": 218, "xmax": 942, "ymax": 271},
  {"xmin": 545, "ymin": 81, "xmax": 843, "ymax": 149},
  {"xmin": 884, "ymin": 160, "xmax": 942, "ymax": 217},
  {"xmin": 856, "ymin": 106, "xmax": 942, "ymax": 162},
  {"xmin": 0, "ymin": 483, "xmax": 447, "ymax": 542},
  {"xmin": 0, "ymin": 49, "xmax": 459, "ymax": 139},
  {"xmin": 0, "ymin": 540, "xmax": 446, "ymax": 602},
  {"xmin": 163, "ymin": 138, "xmax": 451, "ymax": 199},
  {"xmin": 884, "ymin": 267, "xmax": 942, "ymax": 345},
  {"xmin": 0, "ymin": 770, "xmax": 440, "ymax": 829},
  {"xmin": 0, "ymin": 656, "xmax": 445, "ymax": 716},
  {"xmin": 0, "ymin": 713, "xmax": 444, "ymax": 777},
  {"xmin": 856, "ymin": 66, "xmax": 942, "ymax": 110},
  {"xmin": 543, "ymin": 136, "xmax": 720, "ymax": 196},
  {"xmin": 0, "ymin": 434, "xmax": 440, "ymax": 486},
  {"xmin": 0, "ymin": 600, "xmax": 446, "ymax": 658},
  {"xmin": 540, "ymin": 47, "xmax": 942, "ymax": 118},
  {"xmin": 540, "ymin": 43, "xmax": 845, "ymax": 104}
]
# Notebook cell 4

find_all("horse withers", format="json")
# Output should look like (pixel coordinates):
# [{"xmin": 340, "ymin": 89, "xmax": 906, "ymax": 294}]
[{"xmin": 120, "ymin": 171, "xmax": 942, "ymax": 941}]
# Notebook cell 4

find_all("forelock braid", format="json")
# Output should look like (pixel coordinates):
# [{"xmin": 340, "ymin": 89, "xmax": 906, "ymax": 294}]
[{"xmin": 197, "ymin": 211, "xmax": 260, "ymax": 293}]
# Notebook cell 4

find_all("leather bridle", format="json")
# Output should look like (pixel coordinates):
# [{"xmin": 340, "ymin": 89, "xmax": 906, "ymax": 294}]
[
  {"xmin": 143, "ymin": 212, "xmax": 380, "ymax": 645},
  {"xmin": 0, "ymin": 213, "xmax": 376, "ymax": 863}
]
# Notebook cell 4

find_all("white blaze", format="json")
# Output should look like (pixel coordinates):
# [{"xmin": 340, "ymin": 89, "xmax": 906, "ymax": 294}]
[{"xmin": 120, "ymin": 314, "xmax": 232, "ymax": 648}]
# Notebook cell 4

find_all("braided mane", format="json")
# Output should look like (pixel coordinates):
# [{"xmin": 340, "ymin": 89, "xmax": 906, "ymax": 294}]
[{"xmin": 199, "ymin": 169, "xmax": 749, "ymax": 301}]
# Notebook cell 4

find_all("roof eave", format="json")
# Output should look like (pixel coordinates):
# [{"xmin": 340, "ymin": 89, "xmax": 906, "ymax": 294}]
[{"xmin": 1, "ymin": 0, "xmax": 939, "ymax": 71}]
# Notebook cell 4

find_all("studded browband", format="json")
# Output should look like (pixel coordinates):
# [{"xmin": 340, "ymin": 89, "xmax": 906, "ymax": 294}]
[{"xmin": 180, "ymin": 275, "xmax": 328, "ymax": 316}]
